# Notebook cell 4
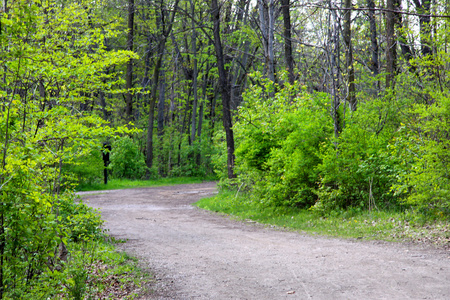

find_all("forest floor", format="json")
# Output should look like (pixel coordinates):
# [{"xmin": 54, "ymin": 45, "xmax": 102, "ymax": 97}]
[{"xmin": 81, "ymin": 182, "xmax": 450, "ymax": 299}]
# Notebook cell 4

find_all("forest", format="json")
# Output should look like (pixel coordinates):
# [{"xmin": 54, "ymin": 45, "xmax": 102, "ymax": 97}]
[{"xmin": 0, "ymin": 0, "xmax": 449, "ymax": 297}]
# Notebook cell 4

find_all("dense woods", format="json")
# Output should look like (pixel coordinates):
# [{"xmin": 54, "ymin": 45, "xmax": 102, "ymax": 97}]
[{"xmin": 1, "ymin": 0, "xmax": 449, "ymax": 296}]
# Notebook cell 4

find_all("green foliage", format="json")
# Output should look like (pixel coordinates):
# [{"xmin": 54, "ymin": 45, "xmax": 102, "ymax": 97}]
[
  {"xmin": 63, "ymin": 148, "xmax": 104, "ymax": 186},
  {"xmin": 233, "ymin": 74, "xmax": 332, "ymax": 208},
  {"xmin": 58, "ymin": 195, "xmax": 105, "ymax": 242},
  {"xmin": 211, "ymin": 128, "xmax": 229, "ymax": 180},
  {"xmin": 0, "ymin": 0, "xmax": 136, "ymax": 296},
  {"xmin": 154, "ymin": 121, "xmax": 217, "ymax": 178},
  {"xmin": 394, "ymin": 92, "xmax": 450, "ymax": 214},
  {"xmin": 315, "ymin": 101, "xmax": 402, "ymax": 212},
  {"xmin": 67, "ymin": 268, "xmax": 88, "ymax": 300},
  {"xmin": 8, "ymin": 240, "xmax": 149, "ymax": 299},
  {"xmin": 110, "ymin": 136, "xmax": 148, "ymax": 179},
  {"xmin": 229, "ymin": 66, "xmax": 450, "ymax": 219}
]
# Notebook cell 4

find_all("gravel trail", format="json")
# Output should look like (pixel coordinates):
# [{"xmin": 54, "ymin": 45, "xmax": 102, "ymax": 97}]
[{"xmin": 82, "ymin": 182, "xmax": 450, "ymax": 299}]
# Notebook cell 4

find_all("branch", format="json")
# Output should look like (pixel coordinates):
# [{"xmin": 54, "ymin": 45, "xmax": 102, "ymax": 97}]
[{"xmin": 307, "ymin": 3, "xmax": 450, "ymax": 18}]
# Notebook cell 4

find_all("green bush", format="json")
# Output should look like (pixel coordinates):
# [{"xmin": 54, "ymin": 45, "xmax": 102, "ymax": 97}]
[
  {"xmin": 234, "ymin": 75, "xmax": 331, "ymax": 208},
  {"xmin": 63, "ymin": 147, "xmax": 104, "ymax": 186},
  {"xmin": 393, "ymin": 92, "xmax": 450, "ymax": 215},
  {"xmin": 58, "ymin": 194, "xmax": 105, "ymax": 242},
  {"xmin": 314, "ymin": 96, "xmax": 404, "ymax": 213},
  {"xmin": 110, "ymin": 136, "xmax": 147, "ymax": 179}
]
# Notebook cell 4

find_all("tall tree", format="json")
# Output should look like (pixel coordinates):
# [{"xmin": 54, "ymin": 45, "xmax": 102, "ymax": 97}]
[
  {"xmin": 385, "ymin": 0, "xmax": 397, "ymax": 89},
  {"xmin": 413, "ymin": 0, "xmax": 433, "ymax": 57},
  {"xmin": 281, "ymin": 0, "xmax": 294, "ymax": 84},
  {"xmin": 146, "ymin": 0, "xmax": 179, "ymax": 176},
  {"xmin": 343, "ymin": 0, "xmax": 356, "ymax": 110},
  {"xmin": 125, "ymin": 0, "xmax": 135, "ymax": 122},
  {"xmin": 190, "ymin": 0, "xmax": 199, "ymax": 144},
  {"xmin": 367, "ymin": 0, "xmax": 379, "ymax": 77},
  {"xmin": 258, "ymin": 0, "xmax": 276, "ymax": 82},
  {"xmin": 211, "ymin": 0, "xmax": 236, "ymax": 179}
]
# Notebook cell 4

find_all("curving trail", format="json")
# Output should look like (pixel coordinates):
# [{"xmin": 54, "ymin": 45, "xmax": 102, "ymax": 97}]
[{"xmin": 82, "ymin": 182, "xmax": 450, "ymax": 299}]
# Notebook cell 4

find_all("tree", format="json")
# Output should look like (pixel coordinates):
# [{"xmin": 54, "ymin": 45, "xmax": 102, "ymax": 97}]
[
  {"xmin": 343, "ymin": 0, "xmax": 356, "ymax": 111},
  {"xmin": 258, "ymin": 0, "xmax": 276, "ymax": 83},
  {"xmin": 413, "ymin": 0, "xmax": 433, "ymax": 57},
  {"xmin": 367, "ymin": 0, "xmax": 379, "ymax": 77},
  {"xmin": 386, "ymin": 0, "xmax": 397, "ymax": 89},
  {"xmin": 281, "ymin": 0, "xmax": 295, "ymax": 85},
  {"xmin": 145, "ymin": 0, "xmax": 179, "ymax": 176},
  {"xmin": 125, "ymin": 0, "xmax": 135, "ymax": 122},
  {"xmin": 211, "ymin": 0, "xmax": 236, "ymax": 179}
]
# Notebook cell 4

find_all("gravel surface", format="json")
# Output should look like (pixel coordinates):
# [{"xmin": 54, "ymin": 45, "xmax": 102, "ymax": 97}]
[{"xmin": 82, "ymin": 182, "xmax": 450, "ymax": 299}]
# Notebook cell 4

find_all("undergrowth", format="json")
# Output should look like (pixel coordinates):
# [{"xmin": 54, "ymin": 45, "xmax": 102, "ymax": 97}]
[
  {"xmin": 49, "ymin": 240, "xmax": 151, "ymax": 300},
  {"xmin": 195, "ymin": 191, "xmax": 450, "ymax": 248},
  {"xmin": 76, "ymin": 176, "xmax": 215, "ymax": 191}
]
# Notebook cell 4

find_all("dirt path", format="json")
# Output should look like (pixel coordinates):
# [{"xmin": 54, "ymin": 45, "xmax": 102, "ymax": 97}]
[{"xmin": 82, "ymin": 182, "xmax": 450, "ymax": 299}]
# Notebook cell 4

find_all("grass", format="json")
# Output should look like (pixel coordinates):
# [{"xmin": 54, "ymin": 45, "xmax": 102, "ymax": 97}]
[
  {"xmin": 76, "ymin": 176, "xmax": 215, "ymax": 191},
  {"xmin": 195, "ymin": 191, "xmax": 450, "ymax": 248},
  {"xmin": 58, "ymin": 240, "xmax": 153, "ymax": 299},
  {"xmin": 19, "ymin": 239, "xmax": 153, "ymax": 299}
]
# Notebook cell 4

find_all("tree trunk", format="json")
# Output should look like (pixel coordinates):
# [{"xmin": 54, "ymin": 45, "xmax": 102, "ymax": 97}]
[
  {"xmin": 211, "ymin": 0, "xmax": 236, "ymax": 179},
  {"xmin": 343, "ymin": 0, "xmax": 356, "ymax": 111},
  {"xmin": 413, "ymin": 0, "xmax": 432, "ymax": 57},
  {"xmin": 157, "ymin": 66, "xmax": 166, "ymax": 138},
  {"xmin": 125, "ymin": 0, "xmax": 134, "ymax": 122},
  {"xmin": 385, "ymin": 0, "xmax": 397, "ymax": 89},
  {"xmin": 145, "ymin": 0, "xmax": 179, "ymax": 177},
  {"xmin": 367, "ymin": 0, "xmax": 379, "ymax": 77},
  {"xmin": 281, "ymin": 0, "xmax": 294, "ymax": 85},
  {"xmin": 229, "ymin": 0, "xmax": 251, "ymax": 111},
  {"xmin": 394, "ymin": 0, "xmax": 415, "ymax": 70},
  {"xmin": 258, "ymin": 0, "xmax": 276, "ymax": 82},
  {"xmin": 328, "ymin": 5, "xmax": 341, "ymax": 138},
  {"xmin": 157, "ymin": 65, "xmax": 166, "ymax": 176},
  {"xmin": 267, "ymin": 0, "xmax": 276, "ymax": 83},
  {"xmin": 190, "ymin": 0, "xmax": 198, "ymax": 143}
]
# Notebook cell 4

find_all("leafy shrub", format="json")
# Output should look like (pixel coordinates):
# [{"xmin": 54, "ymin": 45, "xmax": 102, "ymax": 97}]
[
  {"xmin": 234, "ymin": 75, "xmax": 331, "ymax": 208},
  {"xmin": 314, "ymin": 96, "xmax": 404, "ymax": 213},
  {"xmin": 211, "ymin": 128, "xmax": 229, "ymax": 180},
  {"xmin": 63, "ymin": 147, "xmax": 104, "ymax": 186},
  {"xmin": 110, "ymin": 136, "xmax": 147, "ymax": 179},
  {"xmin": 58, "ymin": 193, "xmax": 105, "ymax": 242},
  {"xmin": 393, "ymin": 92, "xmax": 450, "ymax": 215}
]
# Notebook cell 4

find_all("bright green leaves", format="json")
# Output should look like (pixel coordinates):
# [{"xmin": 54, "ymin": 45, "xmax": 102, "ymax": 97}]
[
  {"xmin": 393, "ymin": 92, "xmax": 450, "ymax": 213},
  {"xmin": 109, "ymin": 136, "xmax": 147, "ymax": 180},
  {"xmin": 0, "ymin": 0, "xmax": 138, "ymax": 296},
  {"xmin": 234, "ymin": 73, "xmax": 332, "ymax": 208}
]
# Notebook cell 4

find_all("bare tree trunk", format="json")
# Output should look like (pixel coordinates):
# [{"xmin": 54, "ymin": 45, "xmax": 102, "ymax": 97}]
[
  {"xmin": 157, "ymin": 65, "xmax": 166, "ymax": 176},
  {"xmin": 267, "ymin": 0, "xmax": 276, "ymax": 83},
  {"xmin": 385, "ymin": 0, "xmax": 397, "ymax": 89},
  {"xmin": 258, "ymin": 0, "xmax": 276, "ymax": 82},
  {"xmin": 212, "ymin": 0, "xmax": 236, "ymax": 179},
  {"xmin": 281, "ymin": 0, "xmax": 294, "ymax": 85},
  {"xmin": 328, "ymin": 2, "xmax": 341, "ymax": 138},
  {"xmin": 190, "ymin": 0, "xmax": 198, "ymax": 143},
  {"xmin": 343, "ymin": 0, "xmax": 356, "ymax": 111},
  {"xmin": 229, "ymin": 0, "xmax": 252, "ymax": 111},
  {"xmin": 125, "ymin": 0, "xmax": 134, "ymax": 122},
  {"xmin": 157, "ymin": 66, "xmax": 166, "ymax": 138},
  {"xmin": 367, "ymin": 0, "xmax": 379, "ymax": 77}
]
